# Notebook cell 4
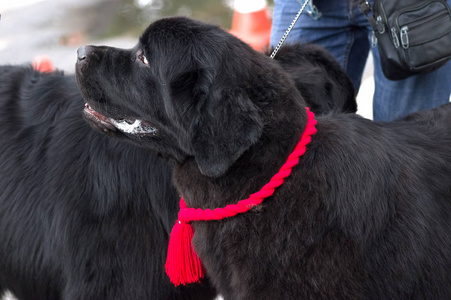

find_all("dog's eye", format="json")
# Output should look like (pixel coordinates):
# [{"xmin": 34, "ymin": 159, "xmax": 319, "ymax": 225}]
[{"xmin": 138, "ymin": 53, "xmax": 148, "ymax": 65}]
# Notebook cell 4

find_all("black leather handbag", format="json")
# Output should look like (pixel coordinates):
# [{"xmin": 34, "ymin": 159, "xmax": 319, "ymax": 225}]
[{"xmin": 360, "ymin": 0, "xmax": 451, "ymax": 80}]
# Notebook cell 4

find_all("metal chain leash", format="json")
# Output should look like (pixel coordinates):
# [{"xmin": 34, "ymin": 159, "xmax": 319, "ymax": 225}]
[{"xmin": 270, "ymin": 0, "xmax": 311, "ymax": 59}]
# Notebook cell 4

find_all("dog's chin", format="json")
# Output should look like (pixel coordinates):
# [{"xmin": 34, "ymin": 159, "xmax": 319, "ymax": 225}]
[{"xmin": 83, "ymin": 104, "xmax": 158, "ymax": 137}]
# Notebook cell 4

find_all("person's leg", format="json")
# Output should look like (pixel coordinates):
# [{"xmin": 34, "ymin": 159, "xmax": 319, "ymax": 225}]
[
  {"xmin": 370, "ymin": 0, "xmax": 451, "ymax": 122},
  {"xmin": 271, "ymin": 0, "xmax": 370, "ymax": 92},
  {"xmin": 372, "ymin": 50, "xmax": 451, "ymax": 121}
]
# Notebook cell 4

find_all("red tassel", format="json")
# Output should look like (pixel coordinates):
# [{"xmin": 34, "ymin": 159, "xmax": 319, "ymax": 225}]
[{"xmin": 165, "ymin": 220, "xmax": 205, "ymax": 286}]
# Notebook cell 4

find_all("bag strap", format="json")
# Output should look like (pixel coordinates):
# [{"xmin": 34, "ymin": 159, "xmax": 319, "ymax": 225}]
[{"xmin": 359, "ymin": 0, "xmax": 378, "ymax": 30}]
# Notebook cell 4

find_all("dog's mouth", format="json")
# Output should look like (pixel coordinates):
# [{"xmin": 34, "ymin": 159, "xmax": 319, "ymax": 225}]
[{"xmin": 84, "ymin": 103, "xmax": 158, "ymax": 136}]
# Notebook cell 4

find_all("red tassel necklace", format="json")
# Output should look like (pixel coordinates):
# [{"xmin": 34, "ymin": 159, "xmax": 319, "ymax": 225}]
[{"xmin": 165, "ymin": 107, "xmax": 317, "ymax": 286}]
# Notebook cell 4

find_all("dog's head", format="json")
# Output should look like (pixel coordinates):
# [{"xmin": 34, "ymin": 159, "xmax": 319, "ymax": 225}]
[
  {"xmin": 76, "ymin": 17, "xmax": 304, "ymax": 177},
  {"xmin": 268, "ymin": 43, "xmax": 357, "ymax": 114}
]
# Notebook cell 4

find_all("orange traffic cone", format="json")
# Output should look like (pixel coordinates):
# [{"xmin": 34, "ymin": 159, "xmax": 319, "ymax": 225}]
[
  {"xmin": 229, "ymin": 0, "xmax": 272, "ymax": 51},
  {"xmin": 32, "ymin": 55, "xmax": 54, "ymax": 73}
]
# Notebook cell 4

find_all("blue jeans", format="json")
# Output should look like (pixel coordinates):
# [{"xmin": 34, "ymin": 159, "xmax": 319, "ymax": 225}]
[{"xmin": 271, "ymin": 0, "xmax": 451, "ymax": 121}]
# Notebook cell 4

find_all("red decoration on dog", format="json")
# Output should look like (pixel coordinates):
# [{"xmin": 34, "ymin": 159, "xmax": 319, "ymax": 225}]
[
  {"xmin": 165, "ymin": 107, "xmax": 317, "ymax": 286},
  {"xmin": 165, "ymin": 217, "xmax": 205, "ymax": 285}
]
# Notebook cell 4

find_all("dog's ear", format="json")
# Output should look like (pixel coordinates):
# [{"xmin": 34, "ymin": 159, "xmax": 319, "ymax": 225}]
[{"xmin": 189, "ymin": 87, "xmax": 263, "ymax": 177}]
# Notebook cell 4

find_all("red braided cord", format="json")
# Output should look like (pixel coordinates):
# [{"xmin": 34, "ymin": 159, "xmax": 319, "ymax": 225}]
[{"xmin": 178, "ymin": 107, "xmax": 317, "ymax": 223}]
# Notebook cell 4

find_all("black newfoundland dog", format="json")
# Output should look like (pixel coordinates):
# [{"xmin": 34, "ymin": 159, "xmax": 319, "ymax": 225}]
[
  {"xmin": 75, "ymin": 17, "xmax": 451, "ymax": 299},
  {"xmin": 0, "ymin": 20, "xmax": 356, "ymax": 300}
]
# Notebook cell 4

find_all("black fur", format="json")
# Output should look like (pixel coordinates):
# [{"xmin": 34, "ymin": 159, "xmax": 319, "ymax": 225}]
[
  {"xmin": 75, "ymin": 17, "xmax": 451, "ymax": 300},
  {"xmin": 0, "ymin": 24, "xmax": 355, "ymax": 299},
  {"xmin": 0, "ymin": 66, "xmax": 216, "ymax": 299}
]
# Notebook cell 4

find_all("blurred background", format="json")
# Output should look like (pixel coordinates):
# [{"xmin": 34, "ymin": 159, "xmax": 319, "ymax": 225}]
[
  {"xmin": 0, "ymin": 0, "xmax": 374, "ymax": 118},
  {"xmin": 0, "ymin": 0, "xmax": 246, "ymax": 71}
]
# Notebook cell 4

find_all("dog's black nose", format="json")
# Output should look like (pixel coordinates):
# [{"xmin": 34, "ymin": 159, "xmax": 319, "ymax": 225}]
[
  {"xmin": 77, "ymin": 47, "xmax": 86, "ymax": 61},
  {"xmin": 77, "ymin": 46, "xmax": 93, "ymax": 62}
]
